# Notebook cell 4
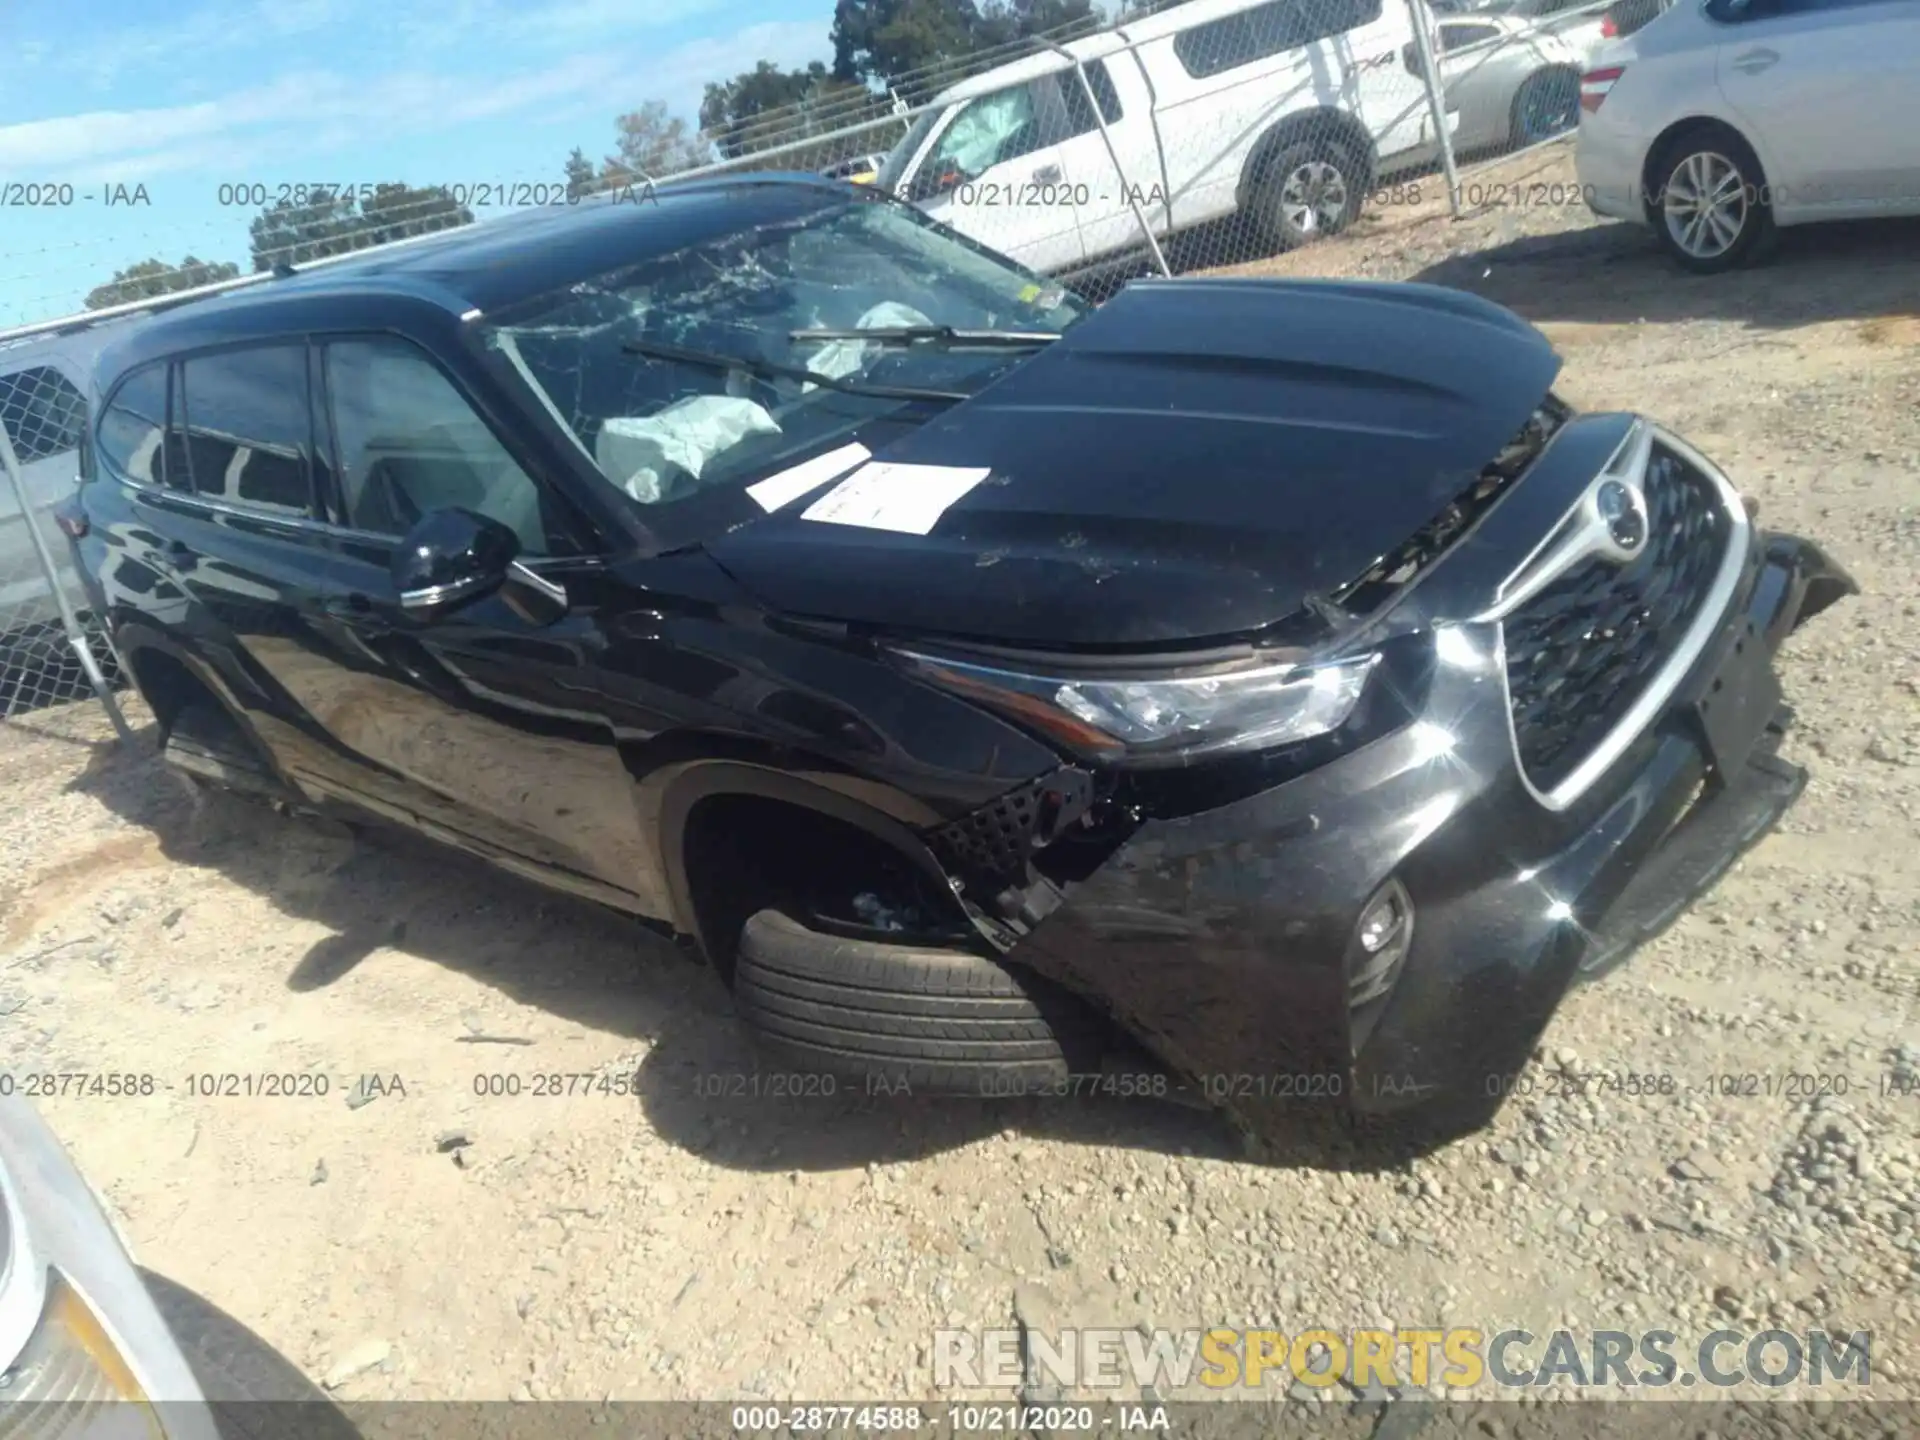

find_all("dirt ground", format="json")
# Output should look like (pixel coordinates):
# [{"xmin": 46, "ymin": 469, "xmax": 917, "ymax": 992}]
[{"xmin": 2, "ymin": 141, "xmax": 1916, "ymax": 1416}]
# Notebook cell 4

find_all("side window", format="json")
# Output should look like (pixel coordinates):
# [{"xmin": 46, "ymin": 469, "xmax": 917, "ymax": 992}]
[
  {"xmin": 926, "ymin": 84, "xmax": 1043, "ymax": 180},
  {"xmin": 95, "ymin": 364, "xmax": 168, "ymax": 486},
  {"xmin": 323, "ymin": 336, "xmax": 561, "ymax": 558},
  {"xmin": 1440, "ymin": 21, "xmax": 1502, "ymax": 50},
  {"xmin": 0, "ymin": 365, "xmax": 87, "ymax": 464},
  {"xmin": 1060, "ymin": 60, "xmax": 1124, "ymax": 135},
  {"xmin": 1174, "ymin": 0, "xmax": 1385, "ymax": 78},
  {"xmin": 174, "ymin": 346, "xmax": 316, "ymax": 517}
]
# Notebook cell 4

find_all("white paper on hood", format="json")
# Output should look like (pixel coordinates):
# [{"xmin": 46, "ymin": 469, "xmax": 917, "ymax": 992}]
[
  {"xmin": 745, "ymin": 442, "xmax": 872, "ymax": 512},
  {"xmin": 596, "ymin": 395, "xmax": 781, "ymax": 504},
  {"xmin": 800, "ymin": 461, "xmax": 992, "ymax": 536}
]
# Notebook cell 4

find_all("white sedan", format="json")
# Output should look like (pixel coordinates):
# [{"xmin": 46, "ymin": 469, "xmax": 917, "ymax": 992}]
[{"xmin": 1575, "ymin": 0, "xmax": 1920, "ymax": 271}]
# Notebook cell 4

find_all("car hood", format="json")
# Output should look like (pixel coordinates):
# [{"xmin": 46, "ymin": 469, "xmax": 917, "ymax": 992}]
[{"xmin": 707, "ymin": 277, "xmax": 1562, "ymax": 649}]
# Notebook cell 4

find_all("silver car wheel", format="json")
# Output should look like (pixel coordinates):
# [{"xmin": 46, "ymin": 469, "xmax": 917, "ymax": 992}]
[
  {"xmin": 1662, "ymin": 151, "xmax": 1749, "ymax": 260},
  {"xmin": 1280, "ymin": 161, "xmax": 1349, "ymax": 237}
]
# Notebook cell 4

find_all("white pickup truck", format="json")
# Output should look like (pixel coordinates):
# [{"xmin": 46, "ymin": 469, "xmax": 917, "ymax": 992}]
[{"xmin": 876, "ymin": 0, "xmax": 1460, "ymax": 277}]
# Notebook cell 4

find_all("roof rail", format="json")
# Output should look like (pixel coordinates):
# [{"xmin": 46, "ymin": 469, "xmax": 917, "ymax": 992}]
[{"xmin": 0, "ymin": 207, "xmax": 513, "ymax": 349}]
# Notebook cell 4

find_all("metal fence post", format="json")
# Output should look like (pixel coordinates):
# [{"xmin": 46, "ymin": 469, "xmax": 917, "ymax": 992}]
[
  {"xmin": 1044, "ymin": 41, "xmax": 1173, "ymax": 278},
  {"xmin": 0, "ymin": 416, "xmax": 132, "ymax": 741},
  {"xmin": 1406, "ymin": 0, "xmax": 1463, "ymax": 219}
]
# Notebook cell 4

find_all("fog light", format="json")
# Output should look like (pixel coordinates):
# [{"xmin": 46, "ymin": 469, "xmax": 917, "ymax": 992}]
[
  {"xmin": 1348, "ymin": 878, "xmax": 1414, "ymax": 1013},
  {"xmin": 1358, "ymin": 892, "xmax": 1406, "ymax": 954}
]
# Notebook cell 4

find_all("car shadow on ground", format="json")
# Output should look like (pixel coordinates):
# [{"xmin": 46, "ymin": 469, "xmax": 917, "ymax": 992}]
[
  {"xmin": 1408, "ymin": 214, "xmax": 1920, "ymax": 330},
  {"xmin": 67, "ymin": 731, "xmax": 1441, "ymax": 1179}
]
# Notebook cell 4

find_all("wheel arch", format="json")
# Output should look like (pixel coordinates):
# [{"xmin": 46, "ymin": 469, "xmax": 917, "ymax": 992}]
[
  {"xmin": 114, "ymin": 622, "xmax": 248, "ymax": 740},
  {"xmin": 1639, "ymin": 114, "xmax": 1768, "ymax": 223},
  {"xmin": 1236, "ymin": 107, "xmax": 1380, "ymax": 214},
  {"xmin": 654, "ymin": 759, "xmax": 967, "ymax": 983}
]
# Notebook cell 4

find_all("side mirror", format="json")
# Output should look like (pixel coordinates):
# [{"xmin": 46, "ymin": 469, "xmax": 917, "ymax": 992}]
[
  {"xmin": 392, "ymin": 508, "xmax": 568, "ymax": 626},
  {"xmin": 1402, "ymin": 41, "xmax": 1426, "ymax": 75}
]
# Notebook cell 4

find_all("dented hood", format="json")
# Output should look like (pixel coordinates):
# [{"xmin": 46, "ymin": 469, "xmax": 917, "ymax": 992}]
[{"xmin": 708, "ymin": 277, "xmax": 1562, "ymax": 648}]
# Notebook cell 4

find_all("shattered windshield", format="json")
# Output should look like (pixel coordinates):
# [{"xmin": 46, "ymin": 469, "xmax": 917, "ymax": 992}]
[{"xmin": 479, "ymin": 194, "xmax": 1086, "ymax": 545}]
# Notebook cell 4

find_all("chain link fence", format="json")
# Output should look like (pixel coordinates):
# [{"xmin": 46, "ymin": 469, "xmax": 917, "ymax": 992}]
[{"xmin": 0, "ymin": 350, "xmax": 131, "ymax": 736}]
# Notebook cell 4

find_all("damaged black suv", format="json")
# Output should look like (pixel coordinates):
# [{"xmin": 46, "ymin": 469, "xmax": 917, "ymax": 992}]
[{"xmin": 66, "ymin": 176, "xmax": 1854, "ymax": 1143}]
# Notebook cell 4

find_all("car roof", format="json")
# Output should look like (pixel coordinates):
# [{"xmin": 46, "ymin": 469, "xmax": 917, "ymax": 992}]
[
  {"xmin": 929, "ymin": 0, "xmax": 1355, "ymax": 105},
  {"xmin": 93, "ymin": 174, "xmax": 860, "ymax": 379}
]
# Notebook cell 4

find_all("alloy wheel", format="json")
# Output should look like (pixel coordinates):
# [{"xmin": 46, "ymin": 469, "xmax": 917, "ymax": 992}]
[
  {"xmin": 1280, "ymin": 161, "xmax": 1349, "ymax": 238},
  {"xmin": 1661, "ymin": 151, "xmax": 1750, "ymax": 261}
]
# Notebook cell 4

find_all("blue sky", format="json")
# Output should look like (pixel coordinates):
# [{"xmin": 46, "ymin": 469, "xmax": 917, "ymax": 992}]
[{"xmin": 0, "ymin": 0, "xmax": 838, "ymax": 329}]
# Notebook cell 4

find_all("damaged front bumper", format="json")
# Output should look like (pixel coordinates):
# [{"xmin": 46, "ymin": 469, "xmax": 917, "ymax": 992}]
[{"xmin": 1012, "ymin": 531, "xmax": 1856, "ymax": 1141}]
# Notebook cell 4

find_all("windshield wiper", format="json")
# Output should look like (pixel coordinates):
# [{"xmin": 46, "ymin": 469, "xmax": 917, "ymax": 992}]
[
  {"xmin": 619, "ymin": 337, "xmax": 968, "ymax": 403},
  {"xmin": 790, "ymin": 324, "xmax": 1062, "ymax": 350}
]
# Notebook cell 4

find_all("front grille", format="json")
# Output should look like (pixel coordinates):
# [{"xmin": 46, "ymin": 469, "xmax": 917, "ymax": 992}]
[{"xmin": 1504, "ymin": 442, "xmax": 1733, "ymax": 794}]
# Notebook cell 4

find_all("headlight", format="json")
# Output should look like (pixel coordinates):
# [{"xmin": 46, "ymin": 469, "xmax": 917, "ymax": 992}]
[
  {"xmin": 890, "ymin": 647, "xmax": 1378, "ymax": 765},
  {"xmin": 1, "ymin": 1271, "xmax": 163, "ymax": 1434}
]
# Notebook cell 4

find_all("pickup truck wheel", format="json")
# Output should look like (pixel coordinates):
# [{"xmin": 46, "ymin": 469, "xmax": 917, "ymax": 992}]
[
  {"xmin": 732, "ymin": 908, "xmax": 1105, "ymax": 1094},
  {"xmin": 1252, "ymin": 140, "xmax": 1362, "ymax": 252}
]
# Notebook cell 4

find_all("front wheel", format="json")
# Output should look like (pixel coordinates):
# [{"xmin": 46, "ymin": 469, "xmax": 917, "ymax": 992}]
[
  {"xmin": 1649, "ymin": 128, "xmax": 1774, "ymax": 274},
  {"xmin": 1250, "ymin": 140, "xmax": 1364, "ymax": 253},
  {"xmin": 732, "ymin": 908, "xmax": 1107, "ymax": 1095}
]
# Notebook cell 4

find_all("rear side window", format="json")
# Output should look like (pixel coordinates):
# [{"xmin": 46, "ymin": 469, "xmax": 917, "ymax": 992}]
[
  {"xmin": 96, "ymin": 364, "xmax": 169, "ymax": 486},
  {"xmin": 0, "ymin": 365, "xmax": 87, "ymax": 464},
  {"xmin": 1061, "ymin": 60, "xmax": 1124, "ymax": 134},
  {"xmin": 174, "ymin": 346, "xmax": 317, "ymax": 517},
  {"xmin": 1440, "ymin": 20, "xmax": 1503, "ymax": 49},
  {"xmin": 1173, "ymin": 0, "xmax": 1387, "ymax": 79}
]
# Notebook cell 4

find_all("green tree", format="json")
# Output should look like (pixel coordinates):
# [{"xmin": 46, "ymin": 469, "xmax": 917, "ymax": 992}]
[
  {"xmin": 830, "ymin": 0, "xmax": 980, "ymax": 88},
  {"xmin": 700, "ymin": 60, "xmax": 890, "ymax": 160},
  {"xmin": 830, "ymin": 0, "xmax": 1101, "ymax": 98},
  {"xmin": 563, "ymin": 146, "xmax": 597, "ymax": 200},
  {"xmin": 974, "ymin": 0, "xmax": 1101, "ymax": 49},
  {"xmin": 84, "ymin": 255, "xmax": 241, "ymax": 310},
  {"xmin": 610, "ymin": 100, "xmax": 711, "ymax": 178},
  {"xmin": 247, "ymin": 184, "xmax": 473, "ymax": 272}
]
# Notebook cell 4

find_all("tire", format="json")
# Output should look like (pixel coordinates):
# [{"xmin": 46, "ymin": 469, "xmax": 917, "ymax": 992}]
[
  {"xmin": 1509, "ymin": 68, "xmax": 1580, "ymax": 149},
  {"xmin": 140, "ymin": 1269, "xmax": 361, "ymax": 1440},
  {"xmin": 1250, "ymin": 138, "xmax": 1364, "ymax": 252},
  {"xmin": 1647, "ymin": 125, "xmax": 1775, "ymax": 274},
  {"xmin": 732, "ymin": 908, "xmax": 1105, "ymax": 1094}
]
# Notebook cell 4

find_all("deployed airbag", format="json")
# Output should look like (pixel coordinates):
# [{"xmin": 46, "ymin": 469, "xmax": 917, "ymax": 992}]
[{"xmin": 596, "ymin": 395, "xmax": 782, "ymax": 503}]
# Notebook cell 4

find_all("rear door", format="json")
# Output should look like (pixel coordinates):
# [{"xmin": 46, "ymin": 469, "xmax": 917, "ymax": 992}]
[
  {"xmin": 1043, "ymin": 57, "xmax": 1170, "ymax": 262},
  {"xmin": 1713, "ymin": 0, "xmax": 1920, "ymax": 217}
]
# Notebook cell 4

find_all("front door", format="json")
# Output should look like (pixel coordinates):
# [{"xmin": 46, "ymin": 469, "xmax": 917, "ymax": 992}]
[
  {"xmin": 912, "ymin": 77, "xmax": 1089, "ymax": 274},
  {"xmin": 287, "ymin": 333, "xmax": 653, "ymax": 904}
]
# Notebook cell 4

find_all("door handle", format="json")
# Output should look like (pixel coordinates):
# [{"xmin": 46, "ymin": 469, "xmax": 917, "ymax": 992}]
[
  {"xmin": 1032, "ymin": 163, "xmax": 1063, "ymax": 184},
  {"xmin": 1731, "ymin": 47, "xmax": 1779, "ymax": 74}
]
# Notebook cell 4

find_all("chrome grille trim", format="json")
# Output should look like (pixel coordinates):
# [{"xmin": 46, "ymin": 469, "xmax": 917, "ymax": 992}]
[{"xmin": 1495, "ymin": 422, "xmax": 1751, "ymax": 813}]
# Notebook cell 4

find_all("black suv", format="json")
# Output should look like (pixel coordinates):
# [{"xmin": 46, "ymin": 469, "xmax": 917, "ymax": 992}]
[{"xmin": 66, "ymin": 176, "xmax": 1853, "ymax": 1142}]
